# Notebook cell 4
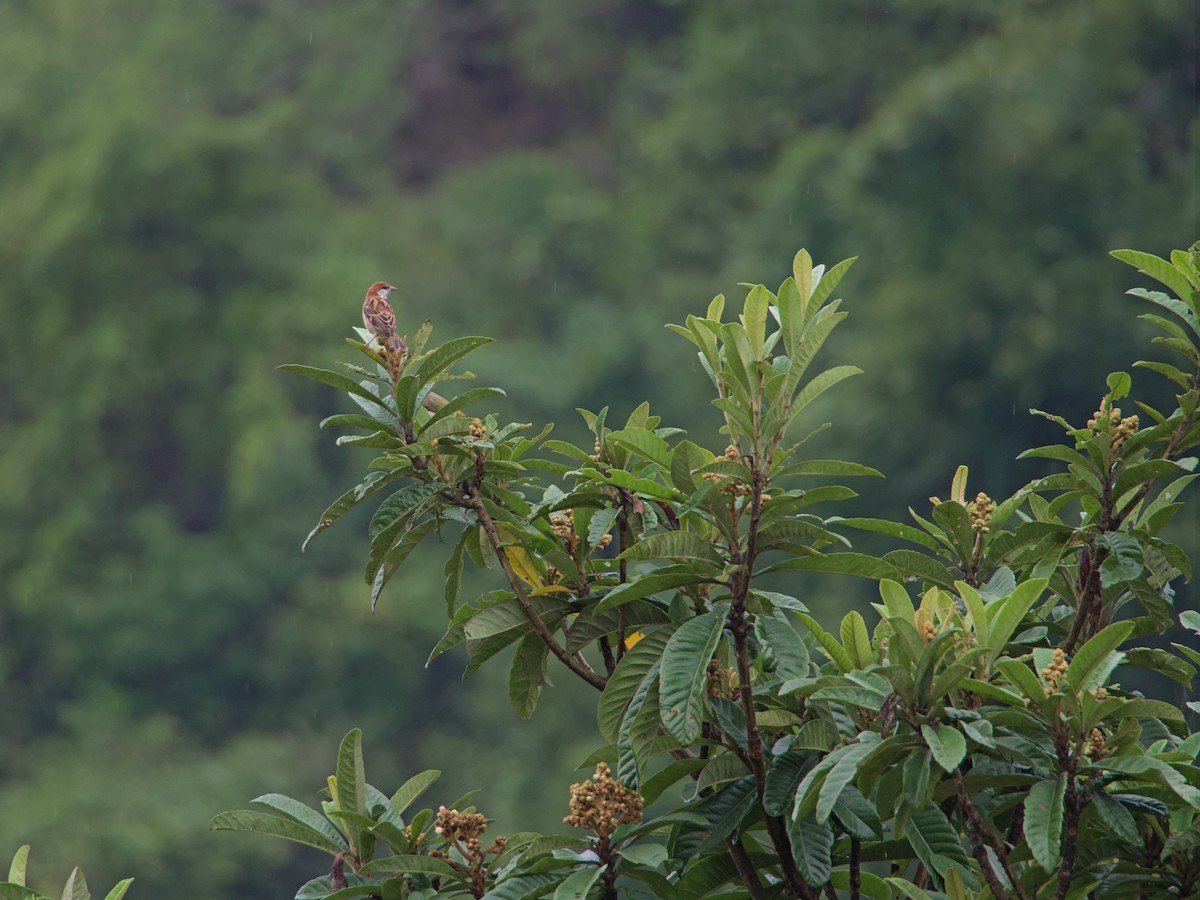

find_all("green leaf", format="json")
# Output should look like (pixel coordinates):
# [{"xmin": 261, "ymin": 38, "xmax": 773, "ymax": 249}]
[
  {"xmin": 1091, "ymin": 792, "xmax": 1140, "ymax": 846},
  {"xmin": 1066, "ymin": 620, "xmax": 1134, "ymax": 691},
  {"xmin": 1112, "ymin": 249, "xmax": 1196, "ymax": 307},
  {"xmin": 1024, "ymin": 774, "xmax": 1066, "ymax": 871},
  {"xmin": 776, "ymin": 459, "xmax": 883, "ymax": 478},
  {"xmin": 694, "ymin": 775, "xmax": 758, "ymax": 853},
  {"xmin": 303, "ymin": 472, "xmax": 400, "ymax": 551},
  {"xmin": 209, "ymin": 810, "xmax": 345, "ymax": 853},
  {"xmin": 280, "ymin": 364, "xmax": 394, "ymax": 413},
  {"xmin": 758, "ymin": 614, "xmax": 811, "ymax": 681},
  {"xmin": 742, "ymin": 284, "xmax": 771, "ymax": 356},
  {"xmin": 598, "ymin": 625, "xmax": 678, "ymax": 742},
  {"xmin": 7, "ymin": 847, "xmax": 28, "ymax": 886},
  {"xmin": 766, "ymin": 552, "xmax": 903, "ymax": 581},
  {"xmin": 251, "ymin": 794, "xmax": 345, "ymax": 849},
  {"xmin": 550, "ymin": 866, "xmax": 602, "ymax": 900},
  {"xmin": 1107, "ymin": 371, "xmax": 1132, "ymax": 401},
  {"xmin": 789, "ymin": 365, "xmax": 862, "ymax": 421},
  {"xmin": 61, "ymin": 868, "xmax": 87, "ymax": 900},
  {"xmin": 764, "ymin": 750, "xmax": 815, "ymax": 816},
  {"xmin": 809, "ymin": 256, "xmax": 857, "ymax": 309},
  {"xmin": 622, "ymin": 531, "xmax": 723, "ymax": 566},
  {"xmin": 922, "ymin": 724, "xmax": 967, "ymax": 772},
  {"xmin": 832, "ymin": 784, "xmax": 883, "ymax": 840},
  {"xmin": 903, "ymin": 750, "xmax": 931, "ymax": 806},
  {"xmin": 101, "ymin": 879, "xmax": 134, "ymax": 900},
  {"xmin": 659, "ymin": 607, "xmax": 728, "ymax": 744},
  {"xmin": 787, "ymin": 814, "xmax": 833, "ymax": 887},
  {"xmin": 0, "ymin": 884, "xmax": 42, "ymax": 900},
  {"xmin": 839, "ymin": 611, "xmax": 873, "ymax": 669},
  {"xmin": 904, "ymin": 805, "xmax": 970, "ymax": 876},
  {"xmin": 815, "ymin": 742, "xmax": 874, "ymax": 824},
  {"xmin": 413, "ymin": 336, "xmax": 493, "ymax": 387},
  {"xmin": 1096, "ymin": 756, "xmax": 1200, "ymax": 808},
  {"xmin": 835, "ymin": 517, "xmax": 941, "ymax": 551},
  {"xmin": 508, "ymin": 633, "xmax": 549, "ymax": 718},
  {"xmin": 994, "ymin": 658, "xmax": 1046, "ymax": 703},
  {"xmin": 336, "ymin": 728, "xmax": 367, "ymax": 819},
  {"xmin": 793, "ymin": 249, "xmax": 814, "ymax": 304},
  {"xmin": 795, "ymin": 612, "xmax": 854, "ymax": 673},
  {"xmin": 389, "ymin": 769, "xmax": 441, "ymax": 816},
  {"xmin": 370, "ymin": 519, "xmax": 439, "ymax": 610},
  {"xmin": 986, "ymin": 578, "xmax": 1048, "ymax": 658},
  {"xmin": 594, "ymin": 572, "xmax": 714, "ymax": 613}
]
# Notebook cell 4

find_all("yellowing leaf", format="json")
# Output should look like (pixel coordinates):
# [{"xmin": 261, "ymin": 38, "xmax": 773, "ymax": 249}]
[
  {"xmin": 495, "ymin": 523, "xmax": 544, "ymax": 589},
  {"xmin": 624, "ymin": 631, "xmax": 645, "ymax": 650}
]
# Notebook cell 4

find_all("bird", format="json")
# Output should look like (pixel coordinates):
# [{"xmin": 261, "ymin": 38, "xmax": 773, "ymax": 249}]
[
  {"xmin": 361, "ymin": 280, "xmax": 456, "ymax": 414},
  {"xmin": 362, "ymin": 281, "xmax": 405, "ymax": 352}
]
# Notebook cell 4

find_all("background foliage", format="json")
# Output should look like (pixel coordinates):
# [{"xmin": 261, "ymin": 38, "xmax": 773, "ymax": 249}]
[{"xmin": 0, "ymin": 1, "xmax": 1195, "ymax": 896}]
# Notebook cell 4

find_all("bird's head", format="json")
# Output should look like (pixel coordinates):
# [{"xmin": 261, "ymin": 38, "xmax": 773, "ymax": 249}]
[{"xmin": 368, "ymin": 281, "xmax": 397, "ymax": 299}]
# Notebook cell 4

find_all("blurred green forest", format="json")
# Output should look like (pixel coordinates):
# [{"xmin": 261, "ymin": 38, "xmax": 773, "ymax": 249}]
[{"xmin": 0, "ymin": 0, "xmax": 1195, "ymax": 896}]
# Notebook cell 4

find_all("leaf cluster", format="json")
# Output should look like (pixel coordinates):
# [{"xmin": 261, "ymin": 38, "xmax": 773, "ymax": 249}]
[{"xmin": 220, "ymin": 244, "xmax": 1200, "ymax": 899}]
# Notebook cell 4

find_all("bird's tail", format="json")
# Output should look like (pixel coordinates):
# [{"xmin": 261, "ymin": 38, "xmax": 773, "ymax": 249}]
[{"xmin": 387, "ymin": 334, "xmax": 405, "ymax": 352}]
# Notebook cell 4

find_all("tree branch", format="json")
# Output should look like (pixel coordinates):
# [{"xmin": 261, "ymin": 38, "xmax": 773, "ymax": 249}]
[
  {"xmin": 953, "ymin": 767, "xmax": 1028, "ymax": 900},
  {"xmin": 466, "ymin": 489, "xmax": 607, "ymax": 690}
]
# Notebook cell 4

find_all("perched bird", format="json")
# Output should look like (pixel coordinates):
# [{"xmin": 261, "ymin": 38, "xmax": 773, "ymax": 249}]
[
  {"xmin": 362, "ymin": 281, "xmax": 405, "ymax": 352},
  {"xmin": 361, "ymin": 280, "xmax": 456, "ymax": 414}
]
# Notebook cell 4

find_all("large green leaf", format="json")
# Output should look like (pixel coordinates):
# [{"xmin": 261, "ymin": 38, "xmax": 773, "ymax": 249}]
[
  {"xmin": 815, "ymin": 741, "xmax": 874, "ymax": 824},
  {"xmin": 1023, "ymin": 774, "xmax": 1066, "ymax": 871},
  {"xmin": 903, "ymin": 805, "xmax": 970, "ymax": 877},
  {"xmin": 839, "ymin": 611, "xmax": 873, "ymax": 669},
  {"xmin": 794, "ymin": 612, "xmax": 854, "ymax": 673},
  {"xmin": 1065, "ymin": 620, "xmax": 1134, "ymax": 691},
  {"xmin": 597, "ymin": 625, "xmax": 678, "ymax": 742},
  {"xmin": 389, "ymin": 769, "xmax": 441, "ymax": 816},
  {"xmin": 7, "ymin": 847, "xmax": 28, "ymax": 886},
  {"xmin": 209, "ymin": 810, "xmax": 345, "ymax": 853},
  {"xmin": 550, "ymin": 865, "xmax": 602, "ymax": 900},
  {"xmin": 594, "ymin": 571, "xmax": 715, "ymax": 613},
  {"xmin": 787, "ymin": 814, "xmax": 834, "ymax": 887},
  {"xmin": 622, "ymin": 531, "xmax": 724, "ymax": 566},
  {"xmin": 659, "ymin": 607, "xmax": 728, "ymax": 744},
  {"xmin": 1111, "ymin": 250, "xmax": 1196, "ymax": 308},
  {"xmin": 280, "ymin": 365, "xmax": 394, "ymax": 413},
  {"xmin": 251, "ymin": 794, "xmax": 345, "ymax": 849},
  {"xmin": 508, "ymin": 633, "xmax": 549, "ymax": 718},
  {"xmin": 758, "ymin": 614, "xmax": 811, "ymax": 681},
  {"xmin": 921, "ymin": 724, "xmax": 967, "ymax": 773},
  {"xmin": 764, "ymin": 750, "xmax": 815, "ymax": 816},
  {"xmin": 336, "ymin": 728, "xmax": 368, "ymax": 819},
  {"xmin": 764, "ymin": 552, "xmax": 903, "ymax": 581}
]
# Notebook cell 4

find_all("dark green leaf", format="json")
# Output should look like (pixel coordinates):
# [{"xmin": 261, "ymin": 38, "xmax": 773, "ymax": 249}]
[{"xmin": 659, "ymin": 607, "xmax": 728, "ymax": 744}]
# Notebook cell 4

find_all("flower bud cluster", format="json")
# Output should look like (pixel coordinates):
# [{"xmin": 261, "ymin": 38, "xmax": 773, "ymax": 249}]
[
  {"xmin": 434, "ymin": 806, "xmax": 489, "ymax": 854},
  {"xmin": 1084, "ymin": 727, "xmax": 1107, "ymax": 759},
  {"xmin": 1088, "ymin": 405, "xmax": 1139, "ymax": 449},
  {"xmin": 914, "ymin": 609, "xmax": 937, "ymax": 643},
  {"xmin": 707, "ymin": 659, "xmax": 739, "ymax": 699},
  {"xmin": 1041, "ymin": 647, "xmax": 1069, "ymax": 694},
  {"xmin": 967, "ymin": 493, "xmax": 994, "ymax": 534},
  {"xmin": 564, "ymin": 762, "xmax": 643, "ymax": 838},
  {"xmin": 703, "ymin": 471, "xmax": 753, "ymax": 497},
  {"xmin": 468, "ymin": 417, "xmax": 487, "ymax": 440}
]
